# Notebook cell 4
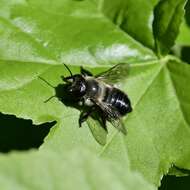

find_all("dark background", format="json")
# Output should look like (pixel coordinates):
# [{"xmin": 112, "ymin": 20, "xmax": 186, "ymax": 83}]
[{"xmin": 0, "ymin": 112, "xmax": 55, "ymax": 152}]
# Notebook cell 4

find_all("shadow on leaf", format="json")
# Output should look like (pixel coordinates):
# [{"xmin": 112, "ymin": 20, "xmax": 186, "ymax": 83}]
[
  {"xmin": 159, "ymin": 175, "xmax": 190, "ymax": 190},
  {"xmin": 0, "ymin": 113, "xmax": 55, "ymax": 153}
]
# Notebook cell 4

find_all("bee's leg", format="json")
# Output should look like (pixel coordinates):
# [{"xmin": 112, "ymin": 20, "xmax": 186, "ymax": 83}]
[
  {"xmin": 79, "ymin": 112, "xmax": 88, "ymax": 127},
  {"xmin": 80, "ymin": 66, "xmax": 93, "ymax": 76},
  {"xmin": 79, "ymin": 107, "xmax": 95, "ymax": 127}
]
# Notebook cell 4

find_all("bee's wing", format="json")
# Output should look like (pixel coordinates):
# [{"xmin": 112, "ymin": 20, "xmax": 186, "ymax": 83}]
[
  {"xmin": 93, "ymin": 99, "xmax": 127, "ymax": 135},
  {"xmin": 109, "ymin": 118, "xmax": 127, "ymax": 135},
  {"xmin": 95, "ymin": 63, "xmax": 130, "ymax": 84}
]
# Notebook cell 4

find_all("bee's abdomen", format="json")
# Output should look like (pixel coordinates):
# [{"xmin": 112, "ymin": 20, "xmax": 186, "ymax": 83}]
[{"xmin": 104, "ymin": 88, "xmax": 132, "ymax": 116}]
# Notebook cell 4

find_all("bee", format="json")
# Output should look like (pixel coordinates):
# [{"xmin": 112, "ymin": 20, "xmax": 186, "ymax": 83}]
[{"xmin": 39, "ymin": 63, "xmax": 132, "ymax": 134}]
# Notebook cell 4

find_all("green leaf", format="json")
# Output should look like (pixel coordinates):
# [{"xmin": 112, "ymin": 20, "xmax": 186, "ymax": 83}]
[
  {"xmin": 0, "ymin": 148, "xmax": 156, "ymax": 190},
  {"xmin": 1, "ymin": 58, "xmax": 187, "ymax": 185},
  {"xmin": 153, "ymin": 0, "xmax": 187, "ymax": 56},
  {"xmin": 1, "ymin": 57, "xmax": 190, "ymax": 186},
  {"xmin": 0, "ymin": 0, "xmax": 155, "ymax": 64},
  {"xmin": 95, "ymin": 0, "xmax": 158, "ymax": 49},
  {"xmin": 172, "ymin": 1, "xmax": 190, "ymax": 64},
  {"xmin": 176, "ymin": 19, "xmax": 190, "ymax": 46},
  {"xmin": 0, "ymin": 0, "xmax": 190, "ymax": 188},
  {"xmin": 174, "ymin": 1, "xmax": 190, "ymax": 47}
]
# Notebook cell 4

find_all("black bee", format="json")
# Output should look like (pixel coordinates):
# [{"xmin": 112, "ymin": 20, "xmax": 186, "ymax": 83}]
[{"xmin": 39, "ymin": 63, "xmax": 132, "ymax": 134}]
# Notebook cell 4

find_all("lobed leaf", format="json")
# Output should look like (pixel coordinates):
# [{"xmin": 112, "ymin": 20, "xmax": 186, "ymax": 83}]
[
  {"xmin": 0, "ymin": 148, "xmax": 156, "ymax": 190},
  {"xmin": 0, "ymin": 0, "xmax": 190, "ymax": 188},
  {"xmin": 95, "ymin": 0, "xmax": 158, "ymax": 49},
  {"xmin": 153, "ymin": 0, "xmax": 187, "ymax": 56},
  {"xmin": 0, "ymin": 0, "xmax": 155, "ymax": 65}
]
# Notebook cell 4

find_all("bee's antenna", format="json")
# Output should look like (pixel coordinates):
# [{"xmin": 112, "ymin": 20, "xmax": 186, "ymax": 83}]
[
  {"xmin": 63, "ymin": 64, "xmax": 73, "ymax": 77},
  {"xmin": 38, "ymin": 76, "xmax": 55, "ymax": 88},
  {"xmin": 38, "ymin": 77, "xmax": 56, "ymax": 103},
  {"xmin": 44, "ymin": 95, "xmax": 56, "ymax": 103}
]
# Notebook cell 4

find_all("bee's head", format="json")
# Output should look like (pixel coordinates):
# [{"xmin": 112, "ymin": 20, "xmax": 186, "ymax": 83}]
[
  {"xmin": 38, "ymin": 64, "xmax": 87, "ymax": 103},
  {"xmin": 64, "ymin": 74, "xmax": 87, "ymax": 100}
]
